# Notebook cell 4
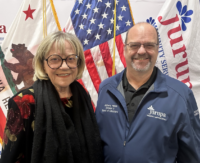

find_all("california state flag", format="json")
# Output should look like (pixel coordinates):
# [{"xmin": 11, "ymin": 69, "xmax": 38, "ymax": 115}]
[
  {"xmin": 147, "ymin": 0, "xmax": 200, "ymax": 111},
  {"xmin": 0, "ymin": 0, "xmax": 60, "ymax": 154}
]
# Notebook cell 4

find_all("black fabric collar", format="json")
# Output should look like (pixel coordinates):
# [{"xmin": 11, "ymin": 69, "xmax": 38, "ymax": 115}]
[
  {"xmin": 123, "ymin": 67, "xmax": 157, "ymax": 91},
  {"xmin": 32, "ymin": 80, "xmax": 103, "ymax": 163}
]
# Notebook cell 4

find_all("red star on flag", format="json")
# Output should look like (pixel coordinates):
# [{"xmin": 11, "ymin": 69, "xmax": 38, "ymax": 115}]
[{"xmin": 23, "ymin": 4, "xmax": 36, "ymax": 21}]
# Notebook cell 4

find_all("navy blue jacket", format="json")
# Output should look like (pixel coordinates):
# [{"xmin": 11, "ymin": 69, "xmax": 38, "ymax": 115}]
[{"xmin": 96, "ymin": 68, "xmax": 200, "ymax": 163}]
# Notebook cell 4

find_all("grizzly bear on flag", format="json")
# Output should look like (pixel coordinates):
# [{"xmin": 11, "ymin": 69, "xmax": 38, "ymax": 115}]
[{"xmin": 4, "ymin": 44, "xmax": 34, "ymax": 92}]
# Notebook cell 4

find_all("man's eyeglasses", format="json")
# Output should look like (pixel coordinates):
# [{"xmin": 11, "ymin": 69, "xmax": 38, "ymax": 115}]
[
  {"xmin": 45, "ymin": 54, "xmax": 80, "ymax": 69},
  {"xmin": 125, "ymin": 42, "xmax": 158, "ymax": 51}
]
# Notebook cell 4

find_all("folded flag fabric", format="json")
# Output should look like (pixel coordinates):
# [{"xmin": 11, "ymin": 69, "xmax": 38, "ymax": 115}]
[{"xmin": 64, "ymin": 0, "xmax": 134, "ymax": 105}]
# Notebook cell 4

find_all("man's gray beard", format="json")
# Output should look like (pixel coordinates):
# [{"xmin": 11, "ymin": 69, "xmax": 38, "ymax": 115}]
[{"xmin": 131, "ymin": 60, "xmax": 151, "ymax": 72}]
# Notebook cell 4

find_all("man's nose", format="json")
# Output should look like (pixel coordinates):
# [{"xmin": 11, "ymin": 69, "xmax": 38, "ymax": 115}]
[{"xmin": 137, "ymin": 44, "xmax": 146, "ymax": 54}]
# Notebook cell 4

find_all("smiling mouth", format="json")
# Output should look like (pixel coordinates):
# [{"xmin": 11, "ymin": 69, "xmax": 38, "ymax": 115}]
[
  {"xmin": 133, "ymin": 58, "xmax": 149, "ymax": 60},
  {"xmin": 57, "ymin": 74, "xmax": 70, "ymax": 77}
]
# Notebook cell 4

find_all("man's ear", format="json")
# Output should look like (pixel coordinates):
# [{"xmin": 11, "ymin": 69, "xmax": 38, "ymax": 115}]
[
  {"xmin": 156, "ymin": 45, "xmax": 159, "ymax": 51},
  {"xmin": 123, "ymin": 45, "xmax": 127, "ymax": 54}
]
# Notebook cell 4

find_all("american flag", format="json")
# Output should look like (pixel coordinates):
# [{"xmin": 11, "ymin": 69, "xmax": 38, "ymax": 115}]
[{"xmin": 64, "ymin": 0, "xmax": 134, "ymax": 106}]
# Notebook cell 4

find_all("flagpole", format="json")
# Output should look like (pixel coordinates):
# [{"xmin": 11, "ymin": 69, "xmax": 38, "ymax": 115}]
[
  {"xmin": 112, "ymin": 0, "xmax": 117, "ymax": 76},
  {"xmin": 50, "ymin": 0, "xmax": 62, "ymax": 31},
  {"xmin": 127, "ymin": 0, "xmax": 135, "ymax": 25},
  {"xmin": 43, "ymin": 0, "xmax": 47, "ymax": 37}
]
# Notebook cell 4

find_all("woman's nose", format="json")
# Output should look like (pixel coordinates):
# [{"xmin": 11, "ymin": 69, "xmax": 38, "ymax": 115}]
[{"xmin": 60, "ymin": 59, "xmax": 70, "ymax": 69}]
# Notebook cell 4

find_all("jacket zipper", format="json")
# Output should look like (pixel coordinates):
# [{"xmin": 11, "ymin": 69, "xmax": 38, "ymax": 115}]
[
  {"xmin": 131, "ymin": 90, "xmax": 153, "ymax": 123},
  {"xmin": 124, "ymin": 141, "xmax": 126, "ymax": 146}
]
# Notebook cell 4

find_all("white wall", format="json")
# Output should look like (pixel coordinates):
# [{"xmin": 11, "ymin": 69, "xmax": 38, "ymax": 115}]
[{"xmin": 0, "ymin": 0, "xmax": 166, "ymax": 43}]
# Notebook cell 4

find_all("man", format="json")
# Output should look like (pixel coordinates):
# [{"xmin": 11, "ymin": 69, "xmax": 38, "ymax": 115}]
[{"xmin": 95, "ymin": 22, "xmax": 200, "ymax": 163}]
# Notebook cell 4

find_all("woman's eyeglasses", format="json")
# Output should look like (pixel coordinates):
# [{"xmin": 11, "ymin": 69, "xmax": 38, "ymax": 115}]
[{"xmin": 45, "ymin": 54, "xmax": 80, "ymax": 69}]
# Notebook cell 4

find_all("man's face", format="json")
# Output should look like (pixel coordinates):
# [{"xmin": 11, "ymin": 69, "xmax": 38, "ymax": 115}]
[{"xmin": 124, "ymin": 24, "xmax": 158, "ymax": 74}]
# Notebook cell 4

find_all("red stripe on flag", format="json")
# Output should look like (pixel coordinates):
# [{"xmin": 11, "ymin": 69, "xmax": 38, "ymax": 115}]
[
  {"xmin": 84, "ymin": 49, "xmax": 101, "ymax": 92},
  {"xmin": 91, "ymin": 101, "xmax": 96, "ymax": 112},
  {"xmin": 77, "ymin": 79, "xmax": 88, "ymax": 93},
  {"xmin": 77, "ymin": 79, "xmax": 85, "ymax": 88},
  {"xmin": 0, "ymin": 107, "xmax": 6, "ymax": 140},
  {"xmin": 99, "ymin": 42, "xmax": 113, "ymax": 77},
  {"xmin": 77, "ymin": 79, "xmax": 96, "ymax": 111},
  {"xmin": 116, "ymin": 35, "xmax": 127, "ymax": 67}
]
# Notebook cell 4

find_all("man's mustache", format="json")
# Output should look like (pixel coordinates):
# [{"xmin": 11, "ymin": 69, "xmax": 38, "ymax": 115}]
[{"xmin": 131, "ymin": 54, "xmax": 151, "ymax": 60}]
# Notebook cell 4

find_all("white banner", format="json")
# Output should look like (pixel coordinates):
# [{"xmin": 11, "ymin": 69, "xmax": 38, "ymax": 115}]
[{"xmin": 154, "ymin": 0, "xmax": 200, "ymax": 109}]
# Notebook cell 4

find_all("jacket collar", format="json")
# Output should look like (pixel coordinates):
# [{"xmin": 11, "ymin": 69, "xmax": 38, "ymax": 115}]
[{"xmin": 114, "ymin": 67, "xmax": 168, "ymax": 93}]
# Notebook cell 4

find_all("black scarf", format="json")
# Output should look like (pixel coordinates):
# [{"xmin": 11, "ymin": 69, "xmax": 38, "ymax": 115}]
[{"xmin": 31, "ymin": 80, "xmax": 103, "ymax": 163}]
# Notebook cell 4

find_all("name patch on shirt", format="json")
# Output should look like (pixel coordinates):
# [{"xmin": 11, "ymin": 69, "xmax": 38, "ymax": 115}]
[{"xmin": 102, "ymin": 104, "xmax": 118, "ymax": 113}]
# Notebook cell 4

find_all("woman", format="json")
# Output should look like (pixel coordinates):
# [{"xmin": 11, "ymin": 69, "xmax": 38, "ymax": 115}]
[{"xmin": 0, "ymin": 31, "xmax": 103, "ymax": 163}]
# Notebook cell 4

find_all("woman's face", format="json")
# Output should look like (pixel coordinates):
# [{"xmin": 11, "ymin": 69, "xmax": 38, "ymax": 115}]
[{"xmin": 44, "ymin": 41, "xmax": 78, "ymax": 94}]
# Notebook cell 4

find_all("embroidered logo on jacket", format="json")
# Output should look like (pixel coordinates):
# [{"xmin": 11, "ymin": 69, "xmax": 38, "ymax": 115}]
[{"xmin": 147, "ymin": 105, "xmax": 167, "ymax": 121}]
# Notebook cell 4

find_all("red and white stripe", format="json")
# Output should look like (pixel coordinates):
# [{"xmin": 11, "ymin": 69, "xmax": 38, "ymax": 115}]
[{"xmin": 64, "ymin": 17, "xmax": 127, "ymax": 106}]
